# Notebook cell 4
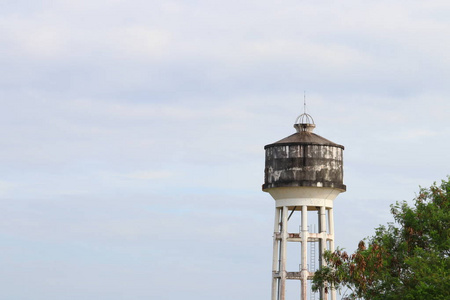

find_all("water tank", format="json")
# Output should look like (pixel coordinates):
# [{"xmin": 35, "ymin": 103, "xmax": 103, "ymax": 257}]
[{"xmin": 263, "ymin": 113, "xmax": 346, "ymax": 192}]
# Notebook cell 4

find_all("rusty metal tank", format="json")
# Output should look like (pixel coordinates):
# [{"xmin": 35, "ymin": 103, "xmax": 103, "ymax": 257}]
[{"xmin": 263, "ymin": 113, "xmax": 346, "ymax": 192}]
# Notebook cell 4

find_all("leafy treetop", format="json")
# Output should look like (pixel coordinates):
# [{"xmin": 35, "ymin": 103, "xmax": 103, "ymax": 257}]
[{"xmin": 312, "ymin": 177, "xmax": 450, "ymax": 300}]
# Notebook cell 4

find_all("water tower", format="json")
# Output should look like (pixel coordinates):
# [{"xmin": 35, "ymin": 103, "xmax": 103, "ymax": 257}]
[{"xmin": 263, "ymin": 111, "xmax": 346, "ymax": 300}]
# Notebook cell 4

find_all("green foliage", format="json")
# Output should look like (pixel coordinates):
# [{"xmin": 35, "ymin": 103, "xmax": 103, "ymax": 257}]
[{"xmin": 312, "ymin": 177, "xmax": 450, "ymax": 300}]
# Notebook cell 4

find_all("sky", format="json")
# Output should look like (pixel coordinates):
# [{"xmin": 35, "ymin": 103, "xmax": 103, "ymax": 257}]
[{"xmin": 1, "ymin": 1, "xmax": 450, "ymax": 299}]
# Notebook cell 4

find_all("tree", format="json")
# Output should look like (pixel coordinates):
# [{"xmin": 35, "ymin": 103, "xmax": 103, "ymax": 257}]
[{"xmin": 312, "ymin": 177, "xmax": 450, "ymax": 300}]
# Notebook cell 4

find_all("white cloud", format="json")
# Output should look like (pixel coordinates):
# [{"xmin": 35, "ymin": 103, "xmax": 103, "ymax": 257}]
[
  {"xmin": 109, "ymin": 26, "xmax": 171, "ymax": 60},
  {"xmin": 0, "ymin": 180, "xmax": 15, "ymax": 196},
  {"xmin": 124, "ymin": 170, "xmax": 172, "ymax": 180},
  {"xmin": 0, "ymin": 15, "xmax": 68, "ymax": 59}
]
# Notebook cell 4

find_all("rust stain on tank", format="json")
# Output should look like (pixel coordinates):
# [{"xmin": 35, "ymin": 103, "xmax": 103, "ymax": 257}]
[{"xmin": 263, "ymin": 130, "xmax": 346, "ymax": 191}]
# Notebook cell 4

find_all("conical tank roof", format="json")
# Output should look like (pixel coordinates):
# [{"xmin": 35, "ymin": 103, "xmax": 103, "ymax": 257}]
[
  {"xmin": 265, "ymin": 131, "xmax": 344, "ymax": 149},
  {"xmin": 264, "ymin": 113, "xmax": 344, "ymax": 149}
]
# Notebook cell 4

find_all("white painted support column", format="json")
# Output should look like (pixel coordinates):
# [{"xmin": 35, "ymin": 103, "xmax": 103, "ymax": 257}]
[
  {"xmin": 301, "ymin": 205, "xmax": 308, "ymax": 300},
  {"xmin": 328, "ymin": 208, "xmax": 334, "ymax": 250},
  {"xmin": 319, "ymin": 206, "xmax": 328, "ymax": 300},
  {"xmin": 279, "ymin": 206, "xmax": 288, "ymax": 300},
  {"xmin": 319, "ymin": 206, "xmax": 327, "ymax": 264},
  {"xmin": 272, "ymin": 207, "xmax": 280, "ymax": 300},
  {"xmin": 328, "ymin": 208, "xmax": 336, "ymax": 300}
]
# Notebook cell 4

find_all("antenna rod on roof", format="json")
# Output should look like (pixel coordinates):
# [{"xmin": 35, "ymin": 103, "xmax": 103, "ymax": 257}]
[{"xmin": 303, "ymin": 91, "xmax": 306, "ymax": 114}]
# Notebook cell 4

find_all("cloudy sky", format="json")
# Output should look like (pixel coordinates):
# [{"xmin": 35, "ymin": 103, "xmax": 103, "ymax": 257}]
[{"xmin": 1, "ymin": 1, "xmax": 449, "ymax": 299}]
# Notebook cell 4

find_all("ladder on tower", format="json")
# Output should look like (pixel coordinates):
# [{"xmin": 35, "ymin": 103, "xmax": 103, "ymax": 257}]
[{"xmin": 310, "ymin": 224, "xmax": 316, "ymax": 300}]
